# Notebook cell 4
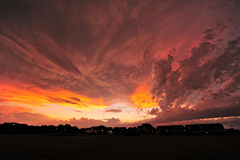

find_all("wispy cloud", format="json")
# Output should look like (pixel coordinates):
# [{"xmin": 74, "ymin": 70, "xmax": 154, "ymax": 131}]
[{"xmin": 105, "ymin": 109, "xmax": 122, "ymax": 113}]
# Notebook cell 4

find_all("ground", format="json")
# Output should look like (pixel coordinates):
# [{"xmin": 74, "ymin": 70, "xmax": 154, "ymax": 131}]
[{"xmin": 0, "ymin": 134, "xmax": 239, "ymax": 160}]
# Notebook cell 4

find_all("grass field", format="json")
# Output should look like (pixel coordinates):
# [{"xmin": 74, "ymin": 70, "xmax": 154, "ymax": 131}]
[{"xmin": 0, "ymin": 134, "xmax": 239, "ymax": 160}]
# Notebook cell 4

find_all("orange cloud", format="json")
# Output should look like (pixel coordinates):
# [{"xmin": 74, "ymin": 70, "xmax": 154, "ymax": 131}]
[
  {"xmin": 0, "ymin": 105, "xmax": 33, "ymax": 113},
  {"xmin": 131, "ymin": 84, "xmax": 158, "ymax": 108},
  {"xmin": 0, "ymin": 85, "xmax": 107, "ymax": 109}
]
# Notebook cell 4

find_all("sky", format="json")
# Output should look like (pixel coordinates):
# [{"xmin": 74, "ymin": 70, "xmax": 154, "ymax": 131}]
[{"xmin": 0, "ymin": 0, "xmax": 240, "ymax": 129}]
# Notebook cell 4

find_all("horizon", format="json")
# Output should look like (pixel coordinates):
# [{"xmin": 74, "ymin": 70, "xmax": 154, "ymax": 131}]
[
  {"xmin": 0, "ymin": 121, "xmax": 230, "ymax": 129},
  {"xmin": 1, "ymin": 0, "xmax": 240, "ymax": 129}
]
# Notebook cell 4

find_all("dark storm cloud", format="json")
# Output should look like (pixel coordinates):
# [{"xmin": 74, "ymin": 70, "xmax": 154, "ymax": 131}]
[
  {"xmin": 147, "ymin": 99, "xmax": 240, "ymax": 124},
  {"xmin": 151, "ymin": 35, "xmax": 240, "ymax": 111},
  {"xmin": 147, "ymin": 34, "xmax": 240, "ymax": 124},
  {"xmin": 0, "ymin": 0, "xmax": 82, "ymax": 76},
  {"xmin": 0, "ymin": 0, "xmax": 32, "ymax": 20},
  {"xmin": 147, "ymin": 108, "xmax": 160, "ymax": 115},
  {"xmin": 219, "ymin": 73, "xmax": 240, "ymax": 94},
  {"xmin": 203, "ymin": 34, "xmax": 216, "ymax": 40},
  {"xmin": 0, "ymin": 29, "xmax": 82, "ymax": 76},
  {"xmin": 151, "ymin": 54, "xmax": 174, "ymax": 109}
]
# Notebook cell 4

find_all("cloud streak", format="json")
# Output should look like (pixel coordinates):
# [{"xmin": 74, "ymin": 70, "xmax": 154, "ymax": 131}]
[{"xmin": 105, "ymin": 109, "xmax": 122, "ymax": 113}]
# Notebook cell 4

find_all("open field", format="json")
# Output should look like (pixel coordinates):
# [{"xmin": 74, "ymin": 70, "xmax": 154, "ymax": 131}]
[{"xmin": 0, "ymin": 134, "xmax": 239, "ymax": 160}]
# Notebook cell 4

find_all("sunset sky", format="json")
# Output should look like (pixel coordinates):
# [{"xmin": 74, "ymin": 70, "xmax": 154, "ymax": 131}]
[{"xmin": 0, "ymin": 0, "xmax": 240, "ymax": 129}]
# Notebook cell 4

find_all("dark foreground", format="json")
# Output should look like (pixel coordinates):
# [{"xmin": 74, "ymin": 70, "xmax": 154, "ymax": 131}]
[{"xmin": 0, "ymin": 134, "xmax": 239, "ymax": 160}]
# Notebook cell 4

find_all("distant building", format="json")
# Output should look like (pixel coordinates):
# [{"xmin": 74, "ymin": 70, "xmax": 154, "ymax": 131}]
[
  {"xmin": 83, "ymin": 128, "xmax": 91, "ymax": 134},
  {"xmin": 157, "ymin": 125, "xmax": 184, "ymax": 135},
  {"xmin": 185, "ymin": 123, "xmax": 225, "ymax": 135},
  {"xmin": 225, "ymin": 128, "xmax": 237, "ymax": 136},
  {"xmin": 113, "ymin": 127, "xmax": 127, "ymax": 135},
  {"xmin": 137, "ymin": 123, "xmax": 156, "ymax": 134},
  {"xmin": 90, "ymin": 125, "xmax": 113, "ymax": 135},
  {"xmin": 126, "ymin": 127, "xmax": 138, "ymax": 136}
]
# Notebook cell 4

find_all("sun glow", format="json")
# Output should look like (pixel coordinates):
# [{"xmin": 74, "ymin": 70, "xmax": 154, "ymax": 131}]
[
  {"xmin": 131, "ymin": 85, "xmax": 158, "ymax": 108},
  {"xmin": 0, "ymin": 85, "xmax": 107, "ymax": 109},
  {"xmin": 181, "ymin": 105, "xmax": 186, "ymax": 108}
]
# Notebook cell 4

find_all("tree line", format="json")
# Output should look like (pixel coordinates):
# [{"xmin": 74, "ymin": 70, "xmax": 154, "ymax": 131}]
[{"xmin": 0, "ymin": 122, "xmax": 239, "ymax": 136}]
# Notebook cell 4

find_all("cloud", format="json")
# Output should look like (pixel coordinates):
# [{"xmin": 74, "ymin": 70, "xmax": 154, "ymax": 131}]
[
  {"xmin": 0, "ymin": 105, "xmax": 34, "ymax": 123},
  {"xmin": 74, "ymin": 110, "xmax": 83, "ymax": 113},
  {"xmin": 0, "ymin": 106, "xmax": 122, "ymax": 128},
  {"xmin": 69, "ymin": 97, "xmax": 81, "ymax": 102},
  {"xmin": 59, "ymin": 117, "xmax": 122, "ymax": 128},
  {"xmin": 0, "ymin": 85, "xmax": 106, "ymax": 109},
  {"xmin": 105, "ymin": 109, "xmax": 122, "ymax": 113},
  {"xmin": 13, "ymin": 112, "xmax": 55, "ymax": 124},
  {"xmin": 151, "ymin": 35, "xmax": 240, "ymax": 111},
  {"xmin": 1, "ymin": 108, "xmax": 121, "ymax": 128},
  {"xmin": 0, "ymin": 105, "xmax": 33, "ymax": 113},
  {"xmin": 47, "ymin": 96, "xmax": 78, "ymax": 105},
  {"xmin": 2, "ymin": 0, "xmax": 230, "ymax": 105},
  {"xmin": 147, "ymin": 108, "xmax": 160, "ymax": 115},
  {"xmin": 145, "ymin": 96, "xmax": 240, "ymax": 125},
  {"xmin": 0, "ymin": 0, "xmax": 144, "ymax": 104},
  {"xmin": 103, "ymin": 118, "xmax": 121, "ymax": 124},
  {"xmin": 129, "ymin": 72, "xmax": 143, "ymax": 84},
  {"xmin": 0, "ymin": 0, "xmax": 240, "ymax": 127},
  {"xmin": 1, "ymin": 1, "xmax": 239, "ymax": 104},
  {"xmin": 0, "ymin": 104, "xmax": 121, "ymax": 128},
  {"xmin": 151, "ymin": 54, "xmax": 174, "ymax": 110},
  {"xmin": 146, "ymin": 33, "xmax": 240, "ymax": 126},
  {"xmin": 0, "ymin": 99, "xmax": 7, "ymax": 103}
]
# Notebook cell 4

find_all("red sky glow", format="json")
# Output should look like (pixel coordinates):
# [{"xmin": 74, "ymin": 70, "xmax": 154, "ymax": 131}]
[{"xmin": 1, "ymin": 0, "xmax": 240, "ymax": 129}]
